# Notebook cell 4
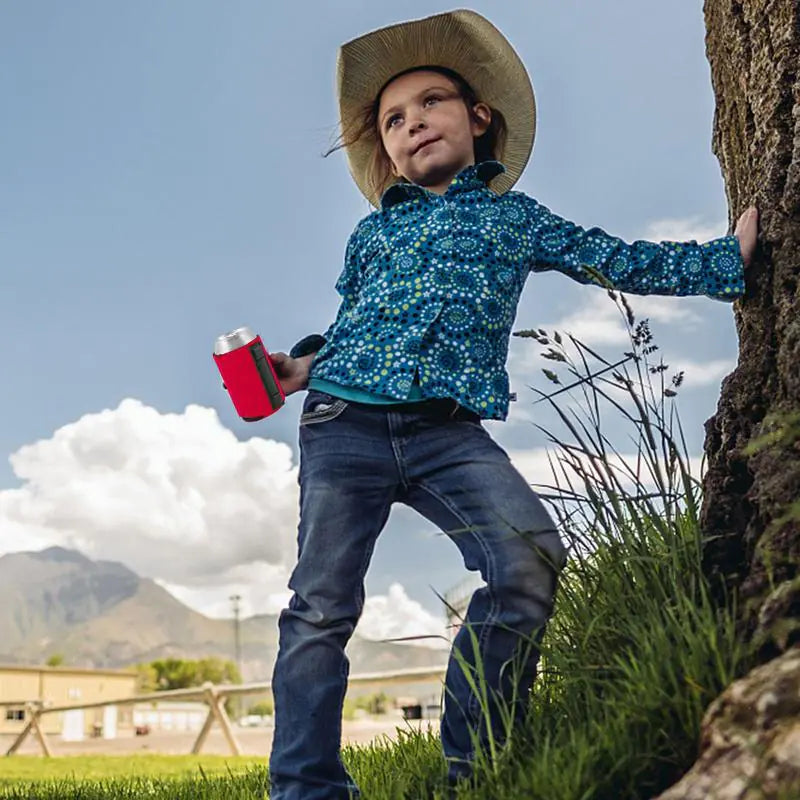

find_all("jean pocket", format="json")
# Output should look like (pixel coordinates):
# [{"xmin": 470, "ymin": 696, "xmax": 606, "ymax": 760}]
[{"xmin": 300, "ymin": 392, "xmax": 348, "ymax": 426}]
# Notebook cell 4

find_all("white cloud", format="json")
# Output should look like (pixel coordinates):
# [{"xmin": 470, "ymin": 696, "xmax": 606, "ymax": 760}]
[
  {"xmin": 160, "ymin": 577, "xmax": 451, "ymax": 650},
  {"xmin": 512, "ymin": 286, "xmax": 701, "ymax": 361},
  {"xmin": 507, "ymin": 446, "xmax": 705, "ymax": 490},
  {"xmin": 506, "ymin": 325, "xmax": 734, "ymax": 426},
  {"xmin": 358, "ymin": 583, "xmax": 450, "ymax": 650},
  {"xmin": 641, "ymin": 216, "xmax": 727, "ymax": 244},
  {"xmin": 0, "ymin": 398, "xmax": 299, "ymax": 584},
  {"xmin": 155, "ymin": 562, "xmax": 293, "ymax": 619},
  {"xmin": 506, "ymin": 448, "xmax": 558, "ymax": 487},
  {"xmin": 668, "ymin": 357, "xmax": 735, "ymax": 388}
]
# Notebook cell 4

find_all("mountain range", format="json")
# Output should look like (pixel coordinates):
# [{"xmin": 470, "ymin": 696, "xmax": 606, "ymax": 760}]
[{"xmin": 0, "ymin": 547, "xmax": 448, "ymax": 681}]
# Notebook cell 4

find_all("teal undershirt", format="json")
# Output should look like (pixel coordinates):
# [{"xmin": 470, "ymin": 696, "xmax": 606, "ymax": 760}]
[{"xmin": 308, "ymin": 374, "xmax": 426, "ymax": 405}]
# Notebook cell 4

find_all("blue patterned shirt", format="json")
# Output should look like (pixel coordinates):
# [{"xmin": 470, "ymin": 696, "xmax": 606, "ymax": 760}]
[{"xmin": 307, "ymin": 161, "xmax": 744, "ymax": 421}]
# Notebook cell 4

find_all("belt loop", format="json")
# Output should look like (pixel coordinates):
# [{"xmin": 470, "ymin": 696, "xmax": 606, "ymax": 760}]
[{"xmin": 449, "ymin": 399, "xmax": 459, "ymax": 419}]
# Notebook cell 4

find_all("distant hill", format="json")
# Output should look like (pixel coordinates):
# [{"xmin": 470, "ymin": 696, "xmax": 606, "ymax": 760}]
[{"xmin": 0, "ymin": 547, "xmax": 447, "ymax": 681}]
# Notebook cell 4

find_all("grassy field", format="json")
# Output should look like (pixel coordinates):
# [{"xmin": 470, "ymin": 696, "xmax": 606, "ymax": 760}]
[
  {"xmin": 0, "ymin": 736, "xmax": 450, "ymax": 799},
  {"xmin": 0, "ymin": 754, "xmax": 272, "ymax": 799},
  {"xmin": 0, "ymin": 754, "xmax": 267, "ymax": 783}
]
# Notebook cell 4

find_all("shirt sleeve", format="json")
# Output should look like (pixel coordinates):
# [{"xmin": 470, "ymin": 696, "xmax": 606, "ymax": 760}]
[{"xmin": 522, "ymin": 195, "xmax": 745, "ymax": 301}]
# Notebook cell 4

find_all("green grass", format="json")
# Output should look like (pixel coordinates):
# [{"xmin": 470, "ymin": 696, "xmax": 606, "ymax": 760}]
[
  {"xmin": 0, "ymin": 753, "xmax": 266, "ymax": 796},
  {"xmin": 0, "ymin": 755, "xmax": 270, "ymax": 799},
  {"xmin": 0, "ymin": 754, "xmax": 266, "ymax": 784},
  {"xmin": 0, "ymin": 297, "xmax": 755, "ymax": 798}
]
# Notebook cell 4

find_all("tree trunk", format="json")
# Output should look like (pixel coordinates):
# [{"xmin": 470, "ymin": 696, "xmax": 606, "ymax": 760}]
[
  {"xmin": 655, "ymin": 4, "xmax": 800, "ymax": 795},
  {"xmin": 701, "ymin": 0, "xmax": 800, "ymax": 654}
]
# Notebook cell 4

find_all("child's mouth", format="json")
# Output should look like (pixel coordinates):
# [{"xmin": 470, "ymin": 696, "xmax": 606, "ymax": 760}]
[{"xmin": 412, "ymin": 137, "xmax": 441, "ymax": 155}]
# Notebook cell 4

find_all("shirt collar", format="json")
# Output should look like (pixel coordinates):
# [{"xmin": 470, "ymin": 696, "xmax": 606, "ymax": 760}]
[{"xmin": 379, "ymin": 160, "xmax": 507, "ymax": 210}]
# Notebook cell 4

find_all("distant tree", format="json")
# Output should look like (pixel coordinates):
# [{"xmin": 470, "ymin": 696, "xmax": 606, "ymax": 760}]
[
  {"xmin": 247, "ymin": 700, "xmax": 274, "ymax": 717},
  {"xmin": 133, "ymin": 662, "xmax": 158, "ymax": 693},
  {"xmin": 45, "ymin": 654, "xmax": 64, "ymax": 667},
  {"xmin": 356, "ymin": 691, "xmax": 389, "ymax": 715},
  {"xmin": 143, "ymin": 657, "xmax": 242, "ymax": 691}
]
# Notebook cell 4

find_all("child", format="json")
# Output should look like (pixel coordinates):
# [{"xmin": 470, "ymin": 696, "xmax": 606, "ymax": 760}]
[{"xmin": 267, "ymin": 10, "xmax": 758, "ymax": 799}]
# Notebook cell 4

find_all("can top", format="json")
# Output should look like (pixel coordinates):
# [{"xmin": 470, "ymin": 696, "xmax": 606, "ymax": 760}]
[{"xmin": 214, "ymin": 326, "xmax": 257, "ymax": 355}]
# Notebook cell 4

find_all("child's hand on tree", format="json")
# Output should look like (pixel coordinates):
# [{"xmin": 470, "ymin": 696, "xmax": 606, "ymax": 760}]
[
  {"xmin": 734, "ymin": 205, "xmax": 759, "ymax": 268},
  {"xmin": 269, "ymin": 351, "xmax": 316, "ymax": 395}
]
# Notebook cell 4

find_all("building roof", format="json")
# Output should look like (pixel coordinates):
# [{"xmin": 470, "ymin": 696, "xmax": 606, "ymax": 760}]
[{"xmin": 0, "ymin": 663, "xmax": 137, "ymax": 678}]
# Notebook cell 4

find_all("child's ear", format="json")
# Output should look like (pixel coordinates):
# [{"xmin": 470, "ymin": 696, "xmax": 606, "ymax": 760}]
[{"xmin": 470, "ymin": 103, "xmax": 492, "ymax": 137}]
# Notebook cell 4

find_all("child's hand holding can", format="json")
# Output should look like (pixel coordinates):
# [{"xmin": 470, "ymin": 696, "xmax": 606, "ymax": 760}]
[{"xmin": 270, "ymin": 351, "xmax": 316, "ymax": 395}]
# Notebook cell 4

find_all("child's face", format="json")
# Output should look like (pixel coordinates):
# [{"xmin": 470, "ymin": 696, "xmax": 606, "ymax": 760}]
[{"xmin": 377, "ymin": 70, "xmax": 491, "ymax": 194}]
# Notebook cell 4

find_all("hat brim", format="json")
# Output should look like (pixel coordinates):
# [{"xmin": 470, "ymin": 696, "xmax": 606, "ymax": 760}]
[{"xmin": 337, "ymin": 9, "xmax": 536, "ymax": 208}]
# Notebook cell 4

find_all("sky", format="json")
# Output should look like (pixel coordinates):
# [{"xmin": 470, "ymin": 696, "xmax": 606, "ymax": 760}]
[{"xmin": 0, "ymin": 1, "xmax": 742, "ymax": 650}]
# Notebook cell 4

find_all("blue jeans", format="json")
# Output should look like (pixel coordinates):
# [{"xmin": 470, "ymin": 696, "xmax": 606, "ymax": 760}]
[{"xmin": 269, "ymin": 390, "xmax": 566, "ymax": 799}]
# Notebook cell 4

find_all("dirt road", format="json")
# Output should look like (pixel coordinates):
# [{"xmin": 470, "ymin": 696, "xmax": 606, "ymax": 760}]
[{"xmin": 1, "ymin": 715, "xmax": 440, "ymax": 758}]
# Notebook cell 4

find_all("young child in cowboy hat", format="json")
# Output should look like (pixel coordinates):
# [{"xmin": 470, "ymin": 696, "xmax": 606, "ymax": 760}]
[{"xmin": 267, "ymin": 9, "xmax": 758, "ymax": 799}]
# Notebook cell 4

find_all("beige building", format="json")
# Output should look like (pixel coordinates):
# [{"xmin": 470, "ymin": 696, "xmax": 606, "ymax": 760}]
[
  {"xmin": 0, "ymin": 664, "xmax": 137, "ymax": 739},
  {"xmin": 132, "ymin": 701, "xmax": 207, "ymax": 733}
]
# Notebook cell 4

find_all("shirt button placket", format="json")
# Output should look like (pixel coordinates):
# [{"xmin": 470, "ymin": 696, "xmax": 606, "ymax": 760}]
[{"xmin": 444, "ymin": 194, "xmax": 455, "ymax": 300}]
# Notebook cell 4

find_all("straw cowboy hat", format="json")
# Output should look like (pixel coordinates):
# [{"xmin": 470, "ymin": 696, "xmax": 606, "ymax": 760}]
[{"xmin": 337, "ymin": 8, "xmax": 536, "ymax": 207}]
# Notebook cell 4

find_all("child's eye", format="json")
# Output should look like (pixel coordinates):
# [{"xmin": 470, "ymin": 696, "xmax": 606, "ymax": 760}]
[
  {"xmin": 386, "ymin": 113, "xmax": 402, "ymax": 129},
  {"xmin": 424, "ymin": 95, "xmax": 441, "ymax": 106}
]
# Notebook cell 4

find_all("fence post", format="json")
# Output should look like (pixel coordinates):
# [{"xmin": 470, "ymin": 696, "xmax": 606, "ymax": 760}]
[
  {"xmin": 5, "ymin": 702, "xmax": 51, "ymax": 757},
  {"xmin": 209, "ymin": 687, "xmax": 241, "ymax": 756},
  {"xmin": 190, "ymin": 684, "xmax": 217, "ymax": 755},
  {"xmin": 30, "ymin": 702, "xmax": 52, "ymax": 757},
  {"xmin": 188, "ymin": 684, "xmax": 241, "ymax": 756}
]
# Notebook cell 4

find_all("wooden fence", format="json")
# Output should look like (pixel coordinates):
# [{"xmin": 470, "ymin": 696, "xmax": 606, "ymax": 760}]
[{"xmin": 3, "ymin": 664, "xmax": 447, "ymax": 757}]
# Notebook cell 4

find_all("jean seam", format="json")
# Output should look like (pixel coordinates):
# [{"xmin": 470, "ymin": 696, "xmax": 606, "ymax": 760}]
[
  {"xmin": 387, "ymin": 413, "xmax": 412, "ymax": 489},
  {"xmin": 411, "ymin": 480, "xmax": 499, "ymax": 728},
  {"xmin": 355, "ymin": 494, "xmax": 395, "ymax": 615}
]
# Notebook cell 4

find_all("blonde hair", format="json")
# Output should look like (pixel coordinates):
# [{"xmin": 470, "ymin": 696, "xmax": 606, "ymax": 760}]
[{"xmin": 326, "ymin": 66, "xmax": 507, "ymax": 201}]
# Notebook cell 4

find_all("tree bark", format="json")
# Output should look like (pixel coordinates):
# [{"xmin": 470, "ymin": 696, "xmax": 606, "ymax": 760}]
[{"xmin": 701, "ymin": 0, "xmax": 800, "ymax": 653}]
